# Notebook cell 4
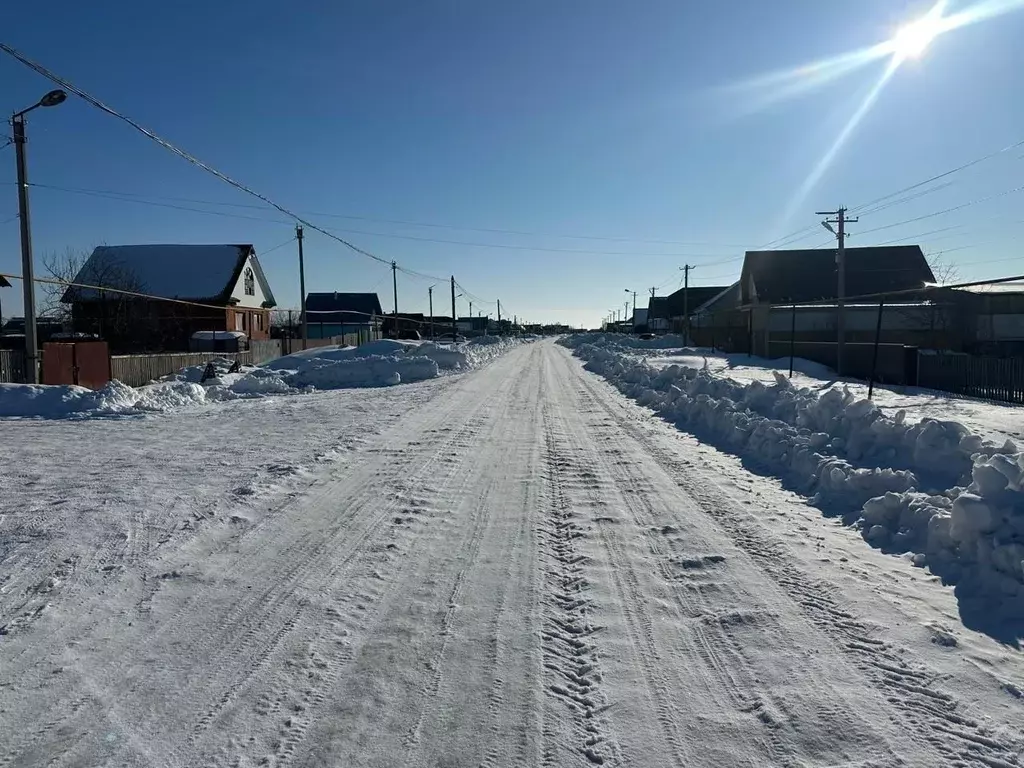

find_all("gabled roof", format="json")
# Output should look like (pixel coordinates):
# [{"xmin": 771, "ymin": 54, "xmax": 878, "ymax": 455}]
[
  {"xmin": 648, "ymin": 285, "xmax": 731, "ymax": 319},
  {"xmin": 741, "ymin": 245, "xmax": 934, "ymax": 305},
  {"xmin": 63, "ymin": 244, "xmax": 276, "ymax": 306},
  {"xmin": 0, "ymin": 276, "xmax": 11, "ymax": 288},
  {"xmin": 304, "ymin": 292, "xmax": 383, "ymax": 324}
]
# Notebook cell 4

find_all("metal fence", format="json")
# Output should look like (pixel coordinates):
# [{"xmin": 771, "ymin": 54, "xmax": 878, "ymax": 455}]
[
  {"xmin": 0, "ymin": 349, "xmax": 26, "ymax": 383},
  {"xmin": 918, "ymin": 352, "xmax": 1024, "ymax": 405}
]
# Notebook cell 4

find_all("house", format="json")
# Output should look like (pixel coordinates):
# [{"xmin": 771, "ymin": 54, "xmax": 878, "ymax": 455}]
[
  {"xmin": 740, "ymin": 245, "xmax": 934, "ymax": 306},
  {"xmin": 64, "ymin": 244, "xmax": 277, "ymax": 352},
  {"xmin": 456, "ymin": 316, "xmax": 489, "ymax": 334},
  {"xmin": 694, "ymin": 245, "xmax": 939, "ymax": 357},
  {"xmin": 304, "ymin": 292, "xmax": 383, "ymax": 339},
  {"xmin": 647, "ymin": 285, "xmax": 731, "ymax": 333}
]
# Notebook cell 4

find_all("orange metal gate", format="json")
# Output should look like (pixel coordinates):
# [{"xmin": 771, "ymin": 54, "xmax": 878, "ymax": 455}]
[{"xmin": 42, "ymin": 341, "xmax": 111, "ymax": 389}]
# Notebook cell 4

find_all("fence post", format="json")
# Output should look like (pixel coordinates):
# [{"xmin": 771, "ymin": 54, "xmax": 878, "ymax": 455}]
[{"xmin": 868, "ymin": 300, "xmax": 884, "ymax": 399}]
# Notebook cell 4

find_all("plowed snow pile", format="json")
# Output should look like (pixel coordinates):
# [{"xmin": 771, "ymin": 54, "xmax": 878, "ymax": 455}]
[
  {"xmin": 0, "ymin": 337, "xmax": 529, "ymax": 419},
  {"xmin": 562, "ymin": 333, "xmax": 1024, "ymax": 616}
]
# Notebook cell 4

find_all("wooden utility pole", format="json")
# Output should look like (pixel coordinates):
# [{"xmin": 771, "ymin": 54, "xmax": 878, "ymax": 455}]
[
  {"xmin": 817, "ymin": 207, "xmax": 857, "ymax": 376},
  {"xmin": 428, "ymin": 285, "xmax": 434, "ymax": 340}
]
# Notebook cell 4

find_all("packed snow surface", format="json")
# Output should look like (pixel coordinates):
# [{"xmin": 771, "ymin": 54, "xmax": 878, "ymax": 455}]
[
  {"xmin": 3, "ymin": 341, "xmax": 1024, "ymax": 767},
  {"xmin": 562, "ymin": 333, "xmax": 1024, "ymax": 627},
  {"xmin": 0, "ymin": 336, "xmax": 529, "ymax": 419}
]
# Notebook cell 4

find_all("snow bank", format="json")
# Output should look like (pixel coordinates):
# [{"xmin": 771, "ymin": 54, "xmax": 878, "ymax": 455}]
[
  {"xmin": 1, "ymin": 337, "xmax": 532, "ymax": 419},
  {"xmin": 0, "ymin": 380, "xmax": 209, "ymax": 418},
  {"xmin": 561, "ymin": 334, "xmax": 1024, "ymax": 611}
]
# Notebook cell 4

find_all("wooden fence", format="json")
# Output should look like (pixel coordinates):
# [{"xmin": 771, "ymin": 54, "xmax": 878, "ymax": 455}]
[
  {"xmin": 917, "ymin": 352, "xmax": 1024, "ymax": 405},
  {"xmin": 0, "ymin": 349, "xmax": 26, "ymax": 383},
  {"xmin": 111, "ymin": 351, "xmax": 255, "ymax": 387}
]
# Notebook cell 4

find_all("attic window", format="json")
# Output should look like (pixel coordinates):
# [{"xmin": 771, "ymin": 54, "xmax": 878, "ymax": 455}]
[{"xmin": 243, "ymin": 267, "xmax": 255, "ymax": 296}]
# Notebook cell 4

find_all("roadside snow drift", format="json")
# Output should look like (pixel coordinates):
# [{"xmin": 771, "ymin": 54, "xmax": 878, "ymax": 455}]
[
  {"xmin": 562, "ymin": 334, "xmax": 1024, "ymax": 616},
  {"xmin": 0, "ymin": 337, "xmax": 530, "ymax": 419}
]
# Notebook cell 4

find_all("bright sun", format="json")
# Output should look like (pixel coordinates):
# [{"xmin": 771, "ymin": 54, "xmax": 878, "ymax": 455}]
[{"xmin": 892, "ymin": 14, "xmax": 944, "ymax": 59}]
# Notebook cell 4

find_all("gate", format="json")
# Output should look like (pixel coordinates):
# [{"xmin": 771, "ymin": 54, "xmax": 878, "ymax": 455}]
[{"xmin": 42, "ymin": 341, "xmax": 112, "ymax": 389}]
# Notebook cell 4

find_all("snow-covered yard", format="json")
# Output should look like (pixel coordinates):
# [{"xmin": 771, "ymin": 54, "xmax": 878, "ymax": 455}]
[{"xmin": 2, "ymin": 339, "xmax": 1023, "ymax": 767}]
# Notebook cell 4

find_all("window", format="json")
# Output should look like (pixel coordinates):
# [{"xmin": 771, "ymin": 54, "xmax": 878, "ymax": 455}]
[
  {"xmin": 235, "ymin": 312, "xmax": 244, "ymax": 331},
  {"xmin": 243, "ymin": 267, "xmax": 255, "ymax": 296},
  {"xmin": 242, "ymin": 312, "xmax": 248, "ymax": 332}
]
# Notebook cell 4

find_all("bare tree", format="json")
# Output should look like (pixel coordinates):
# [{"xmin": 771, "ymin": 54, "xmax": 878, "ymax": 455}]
[
  {"xmin": 928, "ymin": 255, "xmax": 961, "ymax": 286},
  {"xmin": 39, "ymin": 246, "xmax": 90, "ymax": 323},
  {"xmin": 40, "ymin": 245, "xmax": 145, "ymax": 341}
]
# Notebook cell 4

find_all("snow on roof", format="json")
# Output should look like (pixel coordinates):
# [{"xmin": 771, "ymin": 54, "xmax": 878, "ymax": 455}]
[
  {"xmin": 952, "ymin": 282, "xmax": 1024, "ymax": 294},
  {"xmin": 68, "ymin": 245, "xmax": 253, "ymax": 302}
]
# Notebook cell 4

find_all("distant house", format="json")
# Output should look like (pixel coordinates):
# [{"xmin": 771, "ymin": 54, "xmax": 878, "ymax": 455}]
[
  {"xmin": 304, "ymin": 292, "xmax": 383, "ymax": 339},
  {"xmin": 646, "ymin": 285, "xmax": 730, "ymax": 333},
  {"xmin": 456, "ymin": 316, "xmax": 489, "ymax": 334},
  {"xmin": 63, "ymin": 244, "xmax": 276, "ymax": 352}
]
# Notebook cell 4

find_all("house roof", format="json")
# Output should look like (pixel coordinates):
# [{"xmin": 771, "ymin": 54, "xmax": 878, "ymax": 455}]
[
  {"xmin": 304, "ymin": 292, "xmax": 383, "ymax": 323},
  {"xmin": 0, "ymin": 276, "xmax": 11, "ymax": 288},
  {"xmin": 741, "ymin": 245, "xmax": 934, "ymax": 305},
  {"xmin": 648, "ymin": 285, "xmax": 731, "ymax": 319},
  {"xmin": 64, "ymin": 244, "xmax": 276, "ymax": 306},
  {"xmin": 694, "ymin": 282, "xmax": 741, "ymax": 314}
]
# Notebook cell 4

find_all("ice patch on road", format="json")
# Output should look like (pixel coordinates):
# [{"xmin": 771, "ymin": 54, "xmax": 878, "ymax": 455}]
[{"xmin": 561, "ymin": 333, "xmax": 1024, "ymax": 633}]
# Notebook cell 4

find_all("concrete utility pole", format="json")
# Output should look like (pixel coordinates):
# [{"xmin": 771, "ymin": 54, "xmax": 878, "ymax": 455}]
[
  {"xmin": 680, "ymin": 264, "xmax": 692, "ymax": 341},
  {"xmin": 624, "ymin": 289, "xmax": 637, "ymax": 332},
  {"xmin": 817, "ymin": 207, "xmax": 858, "ymax": 376},
  {"xmin": 428, "ymin": 285, "xmax": 434, "ymax": 340},
  {"xmin": 12, "ymin": 90, "xmax": 67, "ymax": 383},
  {"xmin": 450, "ymin": 276, "xmax": 457, "ymax": 342},
  {"xmin": 296, "ymin": 225, "xmax": 307, "ymax": 347}
]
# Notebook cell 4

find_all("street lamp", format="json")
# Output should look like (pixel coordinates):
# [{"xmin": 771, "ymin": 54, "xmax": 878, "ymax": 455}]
[
  {"xmin": 12, "ymin": 89, "xmax": 67, "ymax": 383},
  {"xmin": 624, "ymin": 288, "xmax": 637, "ymax": 334}
]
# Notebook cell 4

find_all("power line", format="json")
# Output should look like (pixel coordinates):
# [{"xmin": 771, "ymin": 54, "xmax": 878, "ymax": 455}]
[
  {"xmin": 0, "ymin": 41, "xmax": 394, "ymax": 268},
  {"xmin": 855, "ymin": 183, "xmax": 1024, "ymax": 237},
  {"xmin": 849, "ymin": 136, "xmax": 1024, "ymax": 216},
  {"xmin": 854, "ymin": 180, "xmax": 956, "ymax": 218},
  {"xmin": 30, "ymin": 180, "xmax": 737, "ymax": 258}
]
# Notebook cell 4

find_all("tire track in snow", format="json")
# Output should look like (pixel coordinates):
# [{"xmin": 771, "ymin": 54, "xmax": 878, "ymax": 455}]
[
  {"xmin": 537, "ymin": 396, "xmax": 618, "ymax": 767},
  {"xmin": 267, "ymin": 348, "xmax": 541, "ymax": 768},
  {"xmin": 0, "ymin": 365, "xmax": 508, "ymax": 768},
  {"xmin": 186, "ymin": 402, "xmax": 504, "ymax": 764},
  {"xmin": 567, "ymin": 345, "xmax": 1024, "ymax": 768}
]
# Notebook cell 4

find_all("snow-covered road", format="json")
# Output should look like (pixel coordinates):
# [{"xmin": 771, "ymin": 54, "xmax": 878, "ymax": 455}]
[{"xmin": 2, "ymin": 341, "xmax": 1023, "ymax": 767}]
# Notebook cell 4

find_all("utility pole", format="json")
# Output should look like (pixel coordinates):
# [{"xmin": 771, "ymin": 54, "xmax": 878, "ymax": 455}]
[
  {"xmin": 295, "ymin": 225, "xmax": 307, "ymax": 348},
  {"xmin": 450, "ymin": 276, "xmax": 457, "ymax": 343},
  {"xmin": 13, "ymin": 115, "xmax": 38, "ymax": 382},
  {"xmin": 469, "ymin": 299, "xmax": 473, "ymax": 319},
  {"xmin": 391, "ymin": 259, "xmax": 398, "ymax": 314},
  {"xmin": 497, "ymin": 299, "xmax": 501, "ymax": 329},
  {"xmin": 649, "ymin": 287, "xmax": 656, "ymax": 297},
  {"xmin": 681, "ymin": 264, "xmax": 692, "ymax": 341},
  {"xmin": 817, "ymin": 207, "xmax": 857, "ymax": 376},
  {"xmin": 11, "ymin": 90, "xmax": 66, "ymax": 384},
  {"xmin": 428, "ymin": 285, "xmax": 434, "ymax": 340}
]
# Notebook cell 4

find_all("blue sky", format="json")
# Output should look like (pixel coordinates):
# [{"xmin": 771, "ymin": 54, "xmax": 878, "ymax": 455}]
[{"xmin": 3, "ymin": 0, "xmax": 1023, "ymax": 328}]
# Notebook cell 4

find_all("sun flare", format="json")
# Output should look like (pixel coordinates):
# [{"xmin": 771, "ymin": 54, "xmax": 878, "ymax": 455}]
[{"xmin": 892, "ymin": 13, "xmax": 945, "ymax": 59}]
